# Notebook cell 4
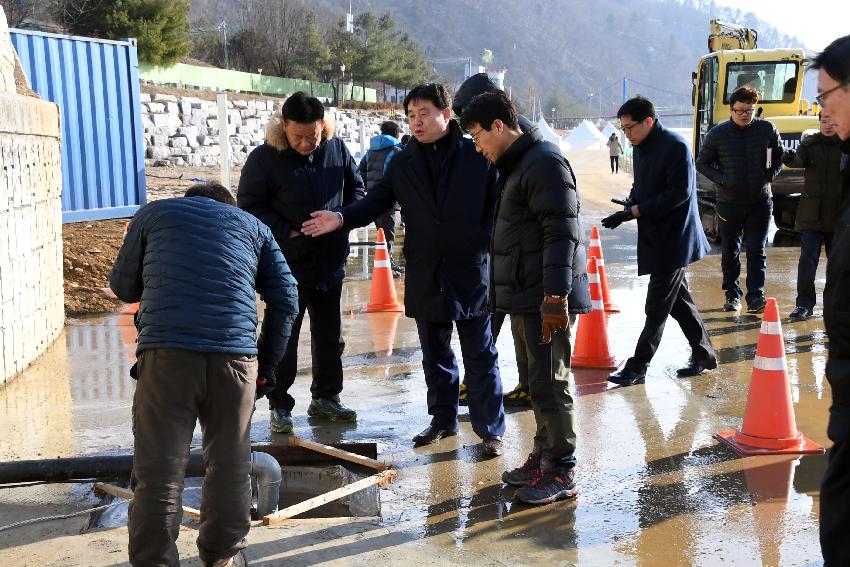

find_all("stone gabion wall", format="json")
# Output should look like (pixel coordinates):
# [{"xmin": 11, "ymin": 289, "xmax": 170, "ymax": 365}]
[
  {"xmin": 141, "ymin": 91, "xmax": 406, "ymax": 168},
  {"xmin": 0, "ymin": 7, "xmax": 64, "ymax": 385}
]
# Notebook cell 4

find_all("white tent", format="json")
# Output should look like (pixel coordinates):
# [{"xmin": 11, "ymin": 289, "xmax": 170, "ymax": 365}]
[
  {"xmin": 601, "ymin": 122, "xmax": 625, "ymax": 145},
  {"xmin": 535, "ymin": 117, "xmax": 571, "ymax": 154},
  {"xmin": 565, "ymin": 119, "xmax": 608, "ymax": 151}
]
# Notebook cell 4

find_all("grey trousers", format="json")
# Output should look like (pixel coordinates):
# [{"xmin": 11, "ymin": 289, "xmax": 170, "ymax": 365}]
[
  {"xmin": 129, "ymin": 348, "xmax": 257, "ymax": 567},
  {"xmin": 510, "ymin": 313, "xmax": 577, "ymax": 468}
]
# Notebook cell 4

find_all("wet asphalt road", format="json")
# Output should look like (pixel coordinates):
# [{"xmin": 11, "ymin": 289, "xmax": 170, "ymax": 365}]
[{"xmin": 0, "ymin": 152, "xmax": 831, "ymax": 566}]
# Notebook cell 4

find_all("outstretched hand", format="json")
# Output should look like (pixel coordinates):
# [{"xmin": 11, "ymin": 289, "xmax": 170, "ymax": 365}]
[
  {"xmin": 301, "ymin": 210, "xmax": 342, "ymax": 237},
  {"xmin": 601, "ymin": 208, "xmax": 635, "ymax": 230}
]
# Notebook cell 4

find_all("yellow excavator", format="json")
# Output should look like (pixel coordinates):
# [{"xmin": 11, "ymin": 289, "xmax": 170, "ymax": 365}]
[{"xmin": 692, "ymin": 19, "xmax": 819, "ymax": 239}]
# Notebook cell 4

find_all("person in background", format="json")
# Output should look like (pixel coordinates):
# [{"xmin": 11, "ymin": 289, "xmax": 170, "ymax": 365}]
[
  {"xmin": 813, "ymin": 33, "xmax": 850, "ymax": 567},
  {"xmin": 603, "ymin": 96, "xmax": 716, "ymax": 387},
  {"xmin": 460, "ymin": 91, "xmax": 590, "ymax": 505},
  {"xmin": 695, "ymin": 85, "xmax": 784, "ymax": 314},
  {"xmin": 110, "ymin": 183, "xmax": 298, "ymax": 567},
  {"xmin": 238, "ymin": 92, "xmax": 364, "ymax": 435},
  {"xmin": 782, "ymin": 113, "xmax": 844, "ymax": 320},
  {"xmin": 358, "ymin": 120, "xmax": 405, "ymax": 276},
  {"xmin": 607, "ymin": 132, "xmax": 624, "ymax": 174}
]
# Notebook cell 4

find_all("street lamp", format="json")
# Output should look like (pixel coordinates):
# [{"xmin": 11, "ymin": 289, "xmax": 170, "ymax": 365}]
[
  {"xmin": 340, "ymin": 64, "xmax": 346, "ymax": 107},
  {"xmin": 257, "ymin": 68, "xmax": 263, "ymax": 96}
]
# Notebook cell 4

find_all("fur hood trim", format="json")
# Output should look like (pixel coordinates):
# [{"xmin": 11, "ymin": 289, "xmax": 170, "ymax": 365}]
[{"xmin": 264, "ymin": 110, "xmax": 336, "ymax": 151}]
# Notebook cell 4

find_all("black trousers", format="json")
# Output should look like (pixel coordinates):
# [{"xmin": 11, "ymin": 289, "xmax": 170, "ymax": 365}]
[
  {"xmin": 821, "ymin": 357, "xmax": 850, "ymax": 566},
  {"xmin": 268, "ymin": 281, "xmax": 344, "ymax": 411},
  {"xmin": 717, "ymin": 199, "xmax": 772, "ymax": 306},
  {"xmin": 796, "ymin": 229, "xmax": 833, "ymax": 310},
  {"xmin": 375, "ymin": 210, "xmax": 401, "ymax": 261},
  {"xmin": 626, "ymin": 267, "xmax": 715, "ymax": 372},
  {"xmin": 610, "ymin": 155, "xmax": 619, "ymax": 173}
]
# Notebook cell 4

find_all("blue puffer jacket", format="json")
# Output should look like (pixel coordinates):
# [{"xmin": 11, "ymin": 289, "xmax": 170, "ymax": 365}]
[{"xmin": 109, "ymin": 197, "xmax": 299, "ymax": 365}]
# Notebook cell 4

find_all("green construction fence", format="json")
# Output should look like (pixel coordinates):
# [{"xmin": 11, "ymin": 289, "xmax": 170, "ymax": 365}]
[{"xmin": 139, "ymin": 62, "xmax": 377, "ymax": 102}]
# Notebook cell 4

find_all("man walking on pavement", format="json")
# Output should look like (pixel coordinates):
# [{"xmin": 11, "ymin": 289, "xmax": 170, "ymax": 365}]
[
  {"xmin": 358, "ymin": 120, "xmax": 405, "ymax": 277},
  {"xmin": 607, "ymin": 132, "xmax": 624, "ymax": 174},
  {"xmin": 813, "ymin": 33, "xmax": 850, "ymax": 567},
  {"xmin": 460, "ymin": 92, "xmax": 591, "ymax": 504},
  {"xmin": 110, "ymin": 183, "xmax": 299, "ymax": 567},
  {"xmin": 695, "ymin": 86, "xmax": 784, "ymax": 314},
  {"xmin": 302, "ymin": 83, "xmax": 506, "ymax": 457},
  {"xmin": 452, "ymin": 72, "xmax": 535, "ymax": 407},
  {"xmin": 782, "ymin": 113, "xmax": 845, "ymax": 320},
  {"xmin": 603, "ymin": 96, "xmax": 717, "ymax": 387},
  {"xmin": 238, "ymin": 92, "xmax": 364, "ymax": 434}
]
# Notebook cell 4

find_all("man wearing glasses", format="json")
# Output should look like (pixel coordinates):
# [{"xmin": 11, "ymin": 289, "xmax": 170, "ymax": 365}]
[
  {"xmin": 695, "ymin": 86, "xmax": 784, "ymax": 314},
  {"xmin": 601, "ymin": 96, "xmax": 716, "ymax": 387},
  {"xmin": 813, "ymin": 33, "xmax": 850, "ymax": 567}
]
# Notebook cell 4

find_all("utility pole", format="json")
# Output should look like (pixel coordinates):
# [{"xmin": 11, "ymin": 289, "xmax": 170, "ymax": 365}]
[{"xmin": 220, "ymin": 20, "xmax": 229, "ymax": 70}]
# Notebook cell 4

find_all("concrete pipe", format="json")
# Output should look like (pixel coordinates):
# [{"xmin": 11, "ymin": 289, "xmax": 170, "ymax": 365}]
[{"xmin": 251, "ymin": 451, "xmax": 282, "ymax": 517}]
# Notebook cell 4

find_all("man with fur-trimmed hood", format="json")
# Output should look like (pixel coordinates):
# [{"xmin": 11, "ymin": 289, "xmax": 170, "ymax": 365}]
[{"xmin": 238, "ymin": 92, "xmax": 365, "ymax": 434}]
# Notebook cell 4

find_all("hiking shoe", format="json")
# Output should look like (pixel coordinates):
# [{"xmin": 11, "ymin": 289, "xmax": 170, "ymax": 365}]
[
  {"xmin": 482, "ymin": 436, "xmax": 503, "ymax": 457},
  {"xmin": 515, "ymin": 467, "xmax": 577, "ymax": 505},
  {"xmin": 307, "ymin": 397, "xmax": 357, "ymax": 422},
  {"xmin": 502, "ymin": 452, "xmax": 541, "ymax": 486},
  {"xmin": 747, "ymin": 297, "xmax": 767, "ymax": 314},
  {"xmin": 789, "ymin": 306, "xmax": 813, "ymax": 321},
  {"xmin": 458, "ymin": 382, "xmax": 468, "ymax": 406},
  {"xmin": 723, "ymin": 298, "xmax": 741, "ymax": 312},
  {"xmin": 269, "ymin": 409, "xmax": 293, "ymax": 434},
  {"xmin": 504, "ymin": 384, "xmax": 531, "ymax": 406},
  {"xmin": 205, "ymin": 550, "xmax": 247, "ymax": 567}
]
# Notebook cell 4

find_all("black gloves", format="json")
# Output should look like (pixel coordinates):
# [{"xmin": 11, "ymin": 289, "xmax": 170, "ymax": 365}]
[
  {"xmin": 540, "ymin": 296, "xmax": 569, "ymax": 344},
  {"xmin": 256, "ymin": 359, "xmax": 278, "ymax": 399},
  {"xmin": 601, "ymin": 208, "xmax": 635, "ymax": 230}
]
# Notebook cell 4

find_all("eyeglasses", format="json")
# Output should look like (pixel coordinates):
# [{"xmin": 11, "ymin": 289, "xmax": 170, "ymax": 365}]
[
  {"xmin": 816, "ymin": 82, "xmax": 848, "ymax": 108},
  {"xmin": 731, "ymin": 107, "xmax": 756, "ymax": 116},
  {"xmin": 468, "ymin": 128, "xmax": 483, "ymax": 145},
  {"xmin": 620, "ymin": 121, "xmax": 643, "ymax": 133}
]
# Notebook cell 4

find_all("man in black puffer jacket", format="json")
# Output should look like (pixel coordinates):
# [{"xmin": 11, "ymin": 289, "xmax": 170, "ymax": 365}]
[
  {"xmin": 696, "ymin": 86, "xmax": 784, "ymax": 314},
  {"xmin": 110, "ymin": 183, "xmax": 299, "ymax": 567},
  {"xmin": 238, "ymin": 92, "xmax": 365, "ymax": 434},
  {"xmin": 460, "ymin": 91, "xmax": 591, "ymax": 506}
]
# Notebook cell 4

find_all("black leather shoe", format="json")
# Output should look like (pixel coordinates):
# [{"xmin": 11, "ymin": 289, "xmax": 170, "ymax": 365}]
[
  {"xmin": 789, "ymin": 306, "xmax": 813, "ymax": 321},
  {"xmin": 482, "ymin": 436, "xmax": 503, "ymax": 457},
  {"xmin": 676, "ymin": 358, "xmax": 718, "ymax": 377},
  {"xmin": 412, "ymin": 425, "xmax": 457, "ymax": 447},
  {"xmin": 608, "ymin": 367, "xmax": 646, "ymax": 386}
]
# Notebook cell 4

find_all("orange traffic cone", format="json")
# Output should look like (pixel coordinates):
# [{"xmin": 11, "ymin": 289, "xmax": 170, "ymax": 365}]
[
  {"xmin": 369, "ymin": 311, "xmax": 401, "ymax": 357},
  {"xmin": 588, "ymin": 225, "xmax": 619, "ymax": 313},
  {"xmin": 571, "ymin": 257, "xmax": 617, "ymax": 369},
  {"xmin": 715, "ymin": 298, "xmax": 824, "ymax": 455},
  {"xmin": 364, "ymin": 228, "xmax": 403, "ymax": 313}
]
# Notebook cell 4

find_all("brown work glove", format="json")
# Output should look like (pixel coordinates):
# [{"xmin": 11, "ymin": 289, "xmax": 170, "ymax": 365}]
[{"xmin": 540, "ymin": 295, "xmax": 569, "ymax": 345}]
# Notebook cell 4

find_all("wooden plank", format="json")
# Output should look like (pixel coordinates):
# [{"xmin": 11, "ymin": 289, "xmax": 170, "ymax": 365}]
[
  {"xmin": 289, "ymin": 437, "xmax": 388, "ymax": 471},
  {"xmin": 256, "ymin": 516, "xmax": 380, "ymax": 527},
  {"xmin": 263, "ymin": 469, "xmax": 396, "ymax": 525},
  {"xmin": 251, "ymin": 442, "xmax": 378, "ymax": 467},
  {"xmin": 94, "ymin": 482, "xmax": 202, "ymax": 521}
]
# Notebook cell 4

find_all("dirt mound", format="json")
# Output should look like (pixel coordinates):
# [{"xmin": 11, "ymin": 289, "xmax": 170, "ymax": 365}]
[{"xmin": 63, "ymin": 219, "xmax": 127, "ymax": 316}]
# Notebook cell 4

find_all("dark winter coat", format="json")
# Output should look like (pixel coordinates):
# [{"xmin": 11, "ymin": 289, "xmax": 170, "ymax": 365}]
[
  {"xmin": 358, "ymin": 134, "xmax": 402, "ymax": 211},
  {"xmin": 630, "ymin": 121, "xmax": 711, "ymax": 276},
  {"xmin": 109, "ymin": 197, "xmax": 299, "ymax": 364},
  {"xmin": 490, "ymin": 128, "xmax": 591, "ymax": 315},
  {"xmin": 824, "ymin": 137, "xmax": 850, "ymax": 440},
  {"xmin": 341, "ymin": 120, "xmax": 498, "ymax": 322},
  {"xmin": 782, "ymin": 132, "xmax": 844, "ymax": 232},
  {"xmin": 237, "ymin": 113, "xmax": 365, "ymax": 290},
  {"xmin": 695, "ymin": 117, "xmax": 784, "ymax": 204}
]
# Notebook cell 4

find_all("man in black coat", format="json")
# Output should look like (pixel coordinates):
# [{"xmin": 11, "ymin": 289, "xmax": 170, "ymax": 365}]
[
  {"xmin": 238, "ymin": 92, "xmax": 365, "ymax": 435},
  {"xmin": 813, "ymin": 33, "xmax": 850, "ymax": 567},
  {"xmin": 695, "ymin": 86, "xmax": 784, "ymax": 314},
  {"xmin": 302, "ymin": 83, "xmax": 506, "ymax": 456},
  {"xmin": 460, "ymin": 91, "xmax": 591, "ymax": 505},
  {"xmin": 602, "ymin": 96, "xmax": 716, "ymax": 386}
]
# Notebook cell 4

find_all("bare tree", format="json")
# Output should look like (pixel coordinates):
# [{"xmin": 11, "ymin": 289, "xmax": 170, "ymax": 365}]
[
  {"xmin": 1, "ymin": 0, "xmax": 36, "ymax": 26},
  {"xmin": 238, "ymin": 0, "xmax": 322, "ymax": 79}
]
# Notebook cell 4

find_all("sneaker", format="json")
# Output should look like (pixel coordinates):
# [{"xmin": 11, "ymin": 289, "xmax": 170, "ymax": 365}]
[
  {"xmin": 458, "ymin": 383, "xmax": 468, "ymax": 406},
  {"xmin": 723, "ymin": 298, "xmax": 741, "ymax": 312},
  {"xmin": 269, "ymin": 408, "xmax": 293, "ymax": 434},
  {"xmin": 502, "ymin": 452, "xmax": 541, "ymax": 486},
  {"xmin": 503, "ymin": 384, "xmax": 531, "ymax": 406},
  {"xmin": 307, "ymin": 397, "xmax": 357, "ymax": 422},
  {"xmin": 482, "ymin": 436, "xmax": 503, "ymax": 457},
  {"xmin": 747, "ymin": 297, "xmax": 767, "ymax": 314},
  {"xmin": 205, "ymin": 550, "xmax": 247, "ymax": 567},
  {"xmin": 515, "ymin": 467, "xmax": 577, "ymax": 505},
  {"xmin": 789, "ymin": 306, "xmax": 813, "ymax": 321}
]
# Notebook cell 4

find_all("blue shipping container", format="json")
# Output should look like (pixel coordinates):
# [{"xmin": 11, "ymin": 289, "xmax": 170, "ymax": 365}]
[{"xmin": 10, "ymin": 29, "xmax": 146, "ymax": 223}]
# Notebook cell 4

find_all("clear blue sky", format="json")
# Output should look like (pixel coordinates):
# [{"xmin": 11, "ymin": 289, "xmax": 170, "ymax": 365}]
[{"xmin": 711, "ymin": 0, "xmax": 849, "ymax": 51}]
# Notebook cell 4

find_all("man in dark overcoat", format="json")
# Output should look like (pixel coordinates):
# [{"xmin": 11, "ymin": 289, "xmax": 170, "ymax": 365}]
[
  {"xmin": 302, "ymin": 83, "xmax": 506, "ymax": 456},
  {"xmin": 602, "ymin": 96, "xmax": 717, "ymax": 386}
]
